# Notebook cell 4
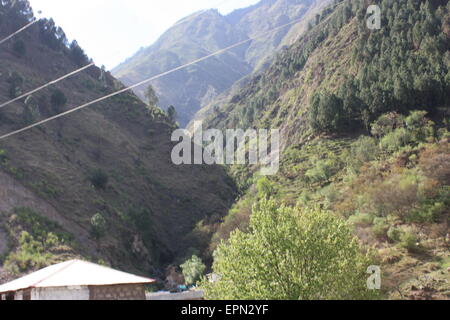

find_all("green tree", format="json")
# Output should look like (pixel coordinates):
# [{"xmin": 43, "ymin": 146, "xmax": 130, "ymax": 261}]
[
  {"xmin": 167, "ymin": 105, "xmax": 177, "ymax": 123},
  {"xmin": 69, "ymin": 40, "xmax": 89, "ymax": 67},
  {"xmin": 180, "ymin": 255, "xmax": 206, "ymax": 286},
  {"xmin": 309, "ymin": 92, "xmax": 345, "ymax": 134},
  {"xmin": 202, "ymin": 199, "xmax": 378, "ymax": 300}
]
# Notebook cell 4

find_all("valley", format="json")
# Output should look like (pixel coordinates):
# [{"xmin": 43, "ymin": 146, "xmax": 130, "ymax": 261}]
[{"xmin": 0, "ymin": 0, "xmax": 449, "ymax": 301}]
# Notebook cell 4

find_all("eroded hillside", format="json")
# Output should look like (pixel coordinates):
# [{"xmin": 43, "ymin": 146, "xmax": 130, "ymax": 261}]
[{"xmin": 0, "ymin": 1, "xmax": 237, "ymax": 280}]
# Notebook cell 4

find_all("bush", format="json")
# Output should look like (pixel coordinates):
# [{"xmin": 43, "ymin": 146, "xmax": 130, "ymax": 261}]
[
  {"xmin": 306, "ymin": 157, "xmax": 341, "ymax": 184},
  {"xmin": 180, "ymin": 255, "xmax": 206, "ymax": 286},
  {"xmin": 90, "ymin": 213, "xmax": 106, "ymax": 238},
  {"xmin": 387, "ymin": 226, "xmax": 402, "ymax": 243},
  {"xmin": 348, "ymin": 213, "xmax": 374, "ymax": 227},
  {"xmin": 89, "ymin": 169, "xmax": 108, "ymax": 189},
  {"xmin": 399, "ymin": 230, "xmax": 420, "ymax": 253},
  {"xmin": 348, "ymin": 136, "xmax": 379, "ymax": 170},
  {"xmin": 372, "ymin": 218, "xmax": 389, "ymax": 239},
  {"xmin": 371, "ymin": 112, "xmax": 404, "ymax": 138},
  {"xmin": 380, "ymin": 128, "xmax": 413, "ymax": 153},
  {"xmin": 256, "ymin": 176, "xmax": 278, "ymax": 199},
  {"xmin": 50, "ymin": 89, "xmax": 67, "ymax": 113},
  {"xmin": 201, "ymin": 199, "xmax": 378, "ymax": 300}
]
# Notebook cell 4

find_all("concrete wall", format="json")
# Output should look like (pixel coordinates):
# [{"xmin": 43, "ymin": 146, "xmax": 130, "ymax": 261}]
[{"xmin": 31, "ymin": 286, "xmax": 90, "ymax": 300}]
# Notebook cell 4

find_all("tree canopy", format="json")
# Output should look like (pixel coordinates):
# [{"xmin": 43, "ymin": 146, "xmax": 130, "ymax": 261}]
[{"xmin": 202, "ymin": 199, "xmax": 378, "ymax": 300}]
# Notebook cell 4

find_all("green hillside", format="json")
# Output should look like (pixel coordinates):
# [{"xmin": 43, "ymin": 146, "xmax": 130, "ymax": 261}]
[{"xmin": 202, "ymin": 0, "xmax": 450, "ymax": 299}]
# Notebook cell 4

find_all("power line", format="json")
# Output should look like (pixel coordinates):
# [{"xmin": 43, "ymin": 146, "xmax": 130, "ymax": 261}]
[
  {"xmin": 0, "ymin": 1, "xmax": 346, "ymax": 141},
  {"xmin": 0, "ymin": 19, "xmax": 38, "ymax": 45},
  {"xmin": 0, "ymin": 62, "xmax": 95, "ymax": 109}
]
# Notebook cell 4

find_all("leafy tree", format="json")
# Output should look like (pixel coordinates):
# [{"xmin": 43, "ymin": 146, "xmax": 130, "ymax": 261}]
[
  {"xmin": 309, "ymin": 91, "xmax": 345, "ymax": 134},
  {"xmin": 145, "ymin": 85, "xmax": 159, "ymax": 107},
  {"xmin": 202, "ymin": 199, "xmax": 378, "ymax": 300},
  {"xmin": 180, "ymin": 255, "xmax": 206, "ymax": 286}
]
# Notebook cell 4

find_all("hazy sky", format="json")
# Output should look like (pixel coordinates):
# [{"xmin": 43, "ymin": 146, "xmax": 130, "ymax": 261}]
[{"xmin": 27, "ymin": 0, "xmax": 261, "ymax": 70}]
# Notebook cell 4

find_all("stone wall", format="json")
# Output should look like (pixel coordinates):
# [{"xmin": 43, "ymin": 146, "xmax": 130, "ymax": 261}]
[
  {"xmin": 32, "ymin": 286, "xmax": 90, "ymax": 300},
  {"xmin": 89, "ymin": 284, "xmax": 146, "ymax": 300}
]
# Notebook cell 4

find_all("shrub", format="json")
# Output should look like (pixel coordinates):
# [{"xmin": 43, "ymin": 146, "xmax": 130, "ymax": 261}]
[
  {"xmin": 90, "ymin": 213, "xmax": 106, "ymax": 238},
  {"xmin": 306, "ymin": 157, "xmax": 341, "ymax": 184},
  {"xmin": 50, "ymin": 89, "xmax": 67, "ymax": 113},
  {"xmin": 372, "ymin": 218, "xmax": 389, "ymax": 239},
  {"xmin": 180, "ymin": 255, "xmax": 206, "ymax": 286},
  {"xmin": 348, "ymin": 213, "xmax": 374, "ymax": 227},
  {"xmin": 256, "ymin": 176, "xmax": 278, "ymax": 199},
  {"xmin": 4, "ymin": 231, "xmax": 59, "ymax": 274},
  {"xmin": 371, "ymin": 112, "xmax": 404, "ymax": 138},
  {"xmin": 348, "ymin": 136, "xmax": 379, "ymax": 170},
  {"xmin": 380, "ymin": 128, "xmax": 413, "ymax": 153},
  {"xmin": 399, "ymin": 230, "xmax": 420, "ymax": 253},
  {"xmin": 201, "ymin": 199, "xmax": 378, "ymax": 300},
  {"xmin": 89, "ymin": 169, "xmax": 108, "ymax": 189},
  {"xmin": 387, "ymin": 226, "xmax": 402, "ymax": 243}
]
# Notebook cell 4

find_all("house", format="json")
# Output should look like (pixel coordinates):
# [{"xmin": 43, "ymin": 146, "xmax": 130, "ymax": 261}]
[{"xmin": 0, "ymin": 259, "xmax": 155, "ymax": 300}]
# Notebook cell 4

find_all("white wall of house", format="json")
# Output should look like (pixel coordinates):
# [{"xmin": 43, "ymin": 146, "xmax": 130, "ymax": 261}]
[{"xmin": 31, "ymin": 286, "xmax": 89, "ymax": 300}]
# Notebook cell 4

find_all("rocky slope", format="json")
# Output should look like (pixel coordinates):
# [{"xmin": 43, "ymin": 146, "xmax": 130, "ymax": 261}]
[{"xmin": 0, "ymin": 0, "xmax": 237, "ymax": 279}]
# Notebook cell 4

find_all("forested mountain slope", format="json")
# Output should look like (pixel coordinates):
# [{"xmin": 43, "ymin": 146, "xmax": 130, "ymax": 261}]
[
  {"xmin": 112, "ymin": 0, "xmax": 331, "ymax": 127},
  {"xmin": 0, "ymin": 1, "xmax": 237, "ymax": 281},
  {"xmin": 202, "ymin": 0, "xmax": 450, "ymax": 299}
]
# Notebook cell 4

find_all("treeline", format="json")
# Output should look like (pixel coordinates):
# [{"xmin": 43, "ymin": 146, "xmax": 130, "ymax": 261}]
[
  {"xmin": 0, "ymin": 0, "xmax": 90, "ymax": 67},
  {"xmin": 211, "ymin": 0, "xmax": 449, "ymax": 135},
  {"xmin": 310, "ymin": 0, "xmax": 450, "ymax": 133}
]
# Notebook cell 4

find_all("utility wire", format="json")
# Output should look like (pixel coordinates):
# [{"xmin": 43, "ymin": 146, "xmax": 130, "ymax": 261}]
[
  {"xmin": 0, "ymin": 1, "xmax": 346, "ymax": 141},
  {"xmin": 0, "ymin": 62, "xmax": 95, "ymax": 109},
  {"xmin": 0, "ymin": 19, "xmax": 38, "ymax": 45}
]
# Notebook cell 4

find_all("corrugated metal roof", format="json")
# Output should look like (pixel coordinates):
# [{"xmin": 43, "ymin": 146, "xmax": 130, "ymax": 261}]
[{"xmin": 0, "ymin": 260, "xmax": 155, "ymax": 293}]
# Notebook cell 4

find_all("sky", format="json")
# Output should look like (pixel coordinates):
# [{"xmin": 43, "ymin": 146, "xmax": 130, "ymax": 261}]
[{"xmin": 27, "ymin": 0, "xmax": 261, "ymax": 70}]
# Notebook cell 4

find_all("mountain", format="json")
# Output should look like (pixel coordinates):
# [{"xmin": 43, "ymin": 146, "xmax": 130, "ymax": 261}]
[
  {"xmin": 0, "ymin": 1, "xmax": 237, "ymax": 280},
  {"xmin": 112, "ymin": 0, "xmax": 331, "ymax": 127},
  {"xmin": 202, "ymin": 0, "xmax": 450, "ymax": 299}
]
